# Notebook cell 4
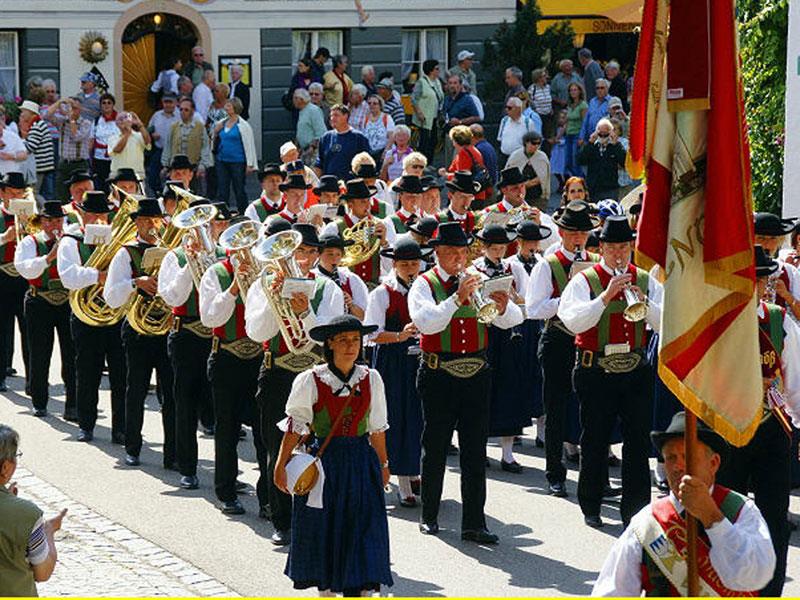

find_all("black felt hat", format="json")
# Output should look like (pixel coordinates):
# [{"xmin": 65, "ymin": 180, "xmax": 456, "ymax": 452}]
[
  {"xmin": 211, "ymin": 202, "xmax": 233, "ymax": 221},
  {"xmin": 65, "ymin": 170, "xmax": 93, "ymax": 187},
  {"xmin": 309, "ymin": 314, "xmax": 378, "ymax": 342},
  {"xmin": 341, "ymin": 178, "xmax": 377, "ymax": 201},
  {"xmin": 496, "ymin": 166, "xmax": 528, "ymax": 189},
  {"xmin": 409, "ymin": 216, "xmax": 439, "ymax": 238},
  {"xmin": 427, "ymin": 221, "xmax": 473, "ymax": 247},
  {"xmin": 553, "ymin": 200, "xmax": 600, "ymax": 232},
  {"xmin": 279, "ymin": 174, "xmax": 312, "ymax": 191},
  {"xmin": 392, "ymin": 174, "xmax": 427, "ymax": 194},
  {"xmin": 168, "ymin": 154, "xmax": 194, "ymax": 171},
  {"xmin": 77, "ymin": 191, "xmax": 111, "ymax": 214},
  {"xmin": 516, "ymin": 220, "xmax": 552, "ymax": 241},
  {"xmin": 476, "ymin": 223, "xmax": 517, "ymax": 244},
  {"xmin": 380, "ymin": 236, "xmax": 433, "ymax": 260},
  {"xmin": 651, "ymin": 411, "xmax": 728, "ymax": 459},
  {"xmin": 0, "ymin": 172, "xmax": 26, "ymax": 190},
  {"xmin": 264, "ymin": 216, "xmax": 292, "ymax": 236},
  {"xmin": 107, "ymin": 168, "xmax": 140, "ymax": 184},
  {"xmin": 598, "ymin": 215, "xmax": 636, "ymax": 243},
  {"xmin": 129, "ymin": 198, "xmax": 165, "ymax": 220},
  {"xmin": 445, "ymin": 170, "xmax": 480, "ymax": 194},
  {"xmin": 753, "ymin": 212, "xmax": 796, "ymax": 237},
  {"xmin": 353, "ymin": 162, "xmax": 379, "ymax": 179},
  {"xmin": 319, "ymin": 231, "xmax": 354, "ymax": 250},
  {"xmin": 755, "ymin": 245, "xmax": 779, "ymax": 277},
  {"xmin": 161, "ymin": 180, "xmax": 186, "ymax": 201},
  {"xmin": 292, "ymin": 223, "xmax": 322, "ymax": 247},
  {"xmin": 314, "ymin": 175, "xmax": 342, "ymax": 195},
  {"xmin": 40, "ymin": 201, "xmax": 66, "ymax": 219},
  {"xmin": 259, "ymin": 163, "xmax": 285, "ymax": 181}
]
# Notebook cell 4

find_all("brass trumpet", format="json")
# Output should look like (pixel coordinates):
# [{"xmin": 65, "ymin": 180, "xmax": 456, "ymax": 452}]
[
  {"xmin": 459, "ymin": 267, "xmax": 499, "ymax": 324},
  {"xmin": 615, "ymin": 259, "xmax": 647, "ymax": 322},
  {"xmin": 218, "ymin": 219, "xmax": 262, "ymax": 303},
  {"xmin": 341, "ymin": 216, "xmax": 380, "ymax": 267}
]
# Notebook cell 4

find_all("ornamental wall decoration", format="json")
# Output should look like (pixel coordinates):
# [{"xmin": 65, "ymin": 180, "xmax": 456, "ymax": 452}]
[{"xmin": 79, "ymin": 31, "xmax": 109, "ymax": 64}]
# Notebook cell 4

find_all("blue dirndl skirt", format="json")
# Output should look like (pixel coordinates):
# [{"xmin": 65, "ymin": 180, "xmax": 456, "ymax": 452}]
[
  {"xmin": 487, "ymin": 325, "xmax": 530, "ymax": 436},
  {"xmin": 520, "ymin": 319, "xmax": 544, "ymax": 420},
  {"xmin": 372, "ymin": 340, "xmax": 423, "ymax": 476},
  {"xmin": 286, "ymin": 435, "xmax": 393, "ymax": 593}
]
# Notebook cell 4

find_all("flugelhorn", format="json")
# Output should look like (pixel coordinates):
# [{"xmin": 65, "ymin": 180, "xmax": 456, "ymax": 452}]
[
  {"xmin": 218, "ymin": 219, "xmax": 262, "ymax": 303},
  {"xmin": 459, "ymin": 267, "xmax": 499, "ymax": 324},
  {"xmin": 172, "ymin": 204, "xmax": 219, "ymax": 288},
  {"xmin": 615, "ymin": 258, "xmax": 647, "ymax": 322},
  {"xmin": 341, "ymin": 216, "xmax": 380, "ymax": 267}
]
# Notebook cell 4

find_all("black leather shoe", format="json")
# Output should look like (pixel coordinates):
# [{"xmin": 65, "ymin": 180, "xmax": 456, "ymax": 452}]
[
  {"xmin": 584, "ymin": 515, "xmax": 604, "ymax": 529},
  {"xmin": 500, "ymin": 460, "xmax": 523, "ymax": 474},
  {"xmin": 461, "ymin": 528, "xmax": 499, "ymax": 544},
  {"xmin": 77, "ymin": 429, "xmax": 93, "ymax": 443},
  {"xmin": 603, "ymin": 485, "xmax": 623, "ymax": 498},
  {"xmin": 235, "ymin": 480, "xmax": 249, "ymax": 493},
  {"xmin": 221, "ymin": 499, "xmax": 245, "ymax": 515},
  {"xmin": 33, "ymin": 408, "xmax": 48, "ymax": 418},
  {"xmin": 180, "ymin": 475, "xmax": 199, "ymax": 490},
  {"xmin": 111, "ymin": 432, "xmax": 126, "ymax": 445},
  {"xmin": 63, "ymin": 408, "xmax": 79, "ymax": 423},
  {"xmin": 0, "ymin": 381, "xmax": 7, "ymax": 392},
  {"xmin": 124, "ymin": 454, "xmax": 140, "ymax": 467},
  {"xmin": 419, "ymin": 521, "xmax": 439, "ymax": 535},
  {"xmin": 270, "ymin": 529, "xmax": 291, "ymax": 546},
  {"xmin": 548, "ymin": 482, "xmax": 568, "ymax": 498},
  {"xmin": 6, "ymin": 367, "xmax": 17, "ymax": 376}
]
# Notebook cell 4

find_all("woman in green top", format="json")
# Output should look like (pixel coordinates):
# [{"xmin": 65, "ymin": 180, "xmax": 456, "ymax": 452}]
[
  {"xmin": 411, "ymin": 59, "xmax": 444, "ymax": 165},
  {"xmin": 565, "ymin": 82, "xmax": 588, "ymax": 177}
]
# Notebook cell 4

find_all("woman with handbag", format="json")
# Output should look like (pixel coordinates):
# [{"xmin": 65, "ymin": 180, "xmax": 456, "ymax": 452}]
[{"xmin": 274, "ymin": 314, "xmax": 393, "ymax": 597}]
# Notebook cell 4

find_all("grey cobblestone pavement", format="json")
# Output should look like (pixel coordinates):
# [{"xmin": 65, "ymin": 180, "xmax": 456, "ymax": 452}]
[{"xmin": 14, "ymin": 467, "xmax": 238, "ymax": 597}]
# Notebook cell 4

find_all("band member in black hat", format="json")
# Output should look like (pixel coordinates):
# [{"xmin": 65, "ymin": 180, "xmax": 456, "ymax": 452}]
[
  {"xmin": 714, "ymin": 245, "xmax": 800, "ymax": 596},
  {"xmin": 313, "ymin": 232, "xmax": 368, "ymax": 320},
  {"xmin": 594, "ymin": 411, "xmax": 775, "ymax": 596},
  {"xmin": 438, "ymin": 171, "xmax": 480, "ymax": 235},
  {"xmin": 107, "ymin": 168, "xmax": 141, "ymax": 194},
  {"xmin": 67, "ymin": 170, "xmax": 95, "ymax": 207},
  {"xmin": 104, "ymin": 198, "xmax": 176, "ymax": 468},
  {"xmin": 165, "ymin": 154, "xmax": 196, "ymax": 194},
  {"xmin": 276, "ymin": 174, "xmax": 311, "ymax": 224},
  {"xmin": 525, "ymin": 199, "xmax": 599, "ymax": 499},
  {"xmin": 408, "ymin": 221, "xmax": 523, "ymax": 543},
  {"xmin": 14, "ymin": 201, "xmax": 76, "ymax": 419},
  {"xmin": 0, "ymin": 172, "xmax": 30, "ymax": 392},
  {"xmin": 245, "ymin": 222, "xmax": 344, "ymax": 542},
  {"xmin": 273, "ymin": 314, "xmax": 392, "ymax": 595},
  {"xmin": 158, "ymin": 199, "xmax": 230, "ymax": 489},
  {"xmin": 322, "ymin": 178, "xmax": 390, "ymax": 289},
  {"xmin": 419, "ymin": 174, "xmax": 441, "ymax": 219},
  {"xmin": 311, "ymin": 175, "xmax": 344, "ymax": 224},
  {"xmin": 156, "ymin": 180, "xmax": 187, "ymax": 223},
  {"xmin": 199, "ymin": 216, "xmax": 268, "ymax": 516},
  {"xmin": 58, "ymin": 191, "xmax": 125, "ymax": 442},
  {"xmin": 352, "ymin": 152, "xmax": 393, "ymax": 219},
  {"xmin": 558, "ymin": 215, "xmax": 662, "ymax": 529},
  {"xmin": 753, "ymin": 212, "xmax": 800, "ymax": 320},
  {"xmin": 385, "ymin": 174, "xmax": 425, "ymax": 239},
  {"xmin": 245, "ymin": 163, "xmax": 286, "ymax": 223}
]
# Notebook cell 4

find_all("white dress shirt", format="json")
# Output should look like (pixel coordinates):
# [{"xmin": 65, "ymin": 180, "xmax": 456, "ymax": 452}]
[
  {"xmin": 57, "ymin": 235, "xmax": 99, "ymax": 289},
  {"xmin": 244, "ymin": 195, "xmax": 283, "ymax": 223},
  {"xmin": 157, "ymin": 248, "xmax": 194, "ymax": 308},
  {"xmin": 557, "ymin": 260, "xmax": 662, "ymax": 335},
  {"xmin": 312, "ymin": 266, "xmax": 369, "ymax": 314},
  {"xmin": 759, "ymin": 301, "xmax": 800, "ymax": 425},
  {"xmin": 284, "ymin": 364, "xmax": 389, "ymax": 434},
  {"xmin": 592, "ymin": 491, "xmax": 776, "ymax": 596},
  {"xmin": 408, "ymin": 265, "xmax": 524, "ymax": 335},
  {"xmin": 244, "ymin": 274, "xmax": 344, "ymax": 343},
  {"xmin": 103, "ymin": 244, "xmax": 142, "ymax": 309},
  {"xmin": 198, "ymin": 261, "xmax": 237, "ymax": 329},
  {"xmin": 525, "ymin": 246, "xmax": 575, "ymax": 320},
  {"xmin": 14, "ymin": 233, "xmax": 55, "ymax": 280},
  {"xmin": 192, "ymin": 82, "xmax": 214, "ymax": 121},
  {"xmin": 382, "ymin": 208, "xmax": 416, "ymax": 241}
]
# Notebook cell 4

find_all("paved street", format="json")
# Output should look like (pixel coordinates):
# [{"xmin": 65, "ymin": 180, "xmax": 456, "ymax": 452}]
[{"xmin": 1, "ymin": 338, "xmax": 799, "ymax": 596}]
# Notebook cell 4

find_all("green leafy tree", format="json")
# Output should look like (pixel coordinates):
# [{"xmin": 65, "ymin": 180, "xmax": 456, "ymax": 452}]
[{"xmin": 738, "ymin": 0, "xmax": 788, "ymax": 212}]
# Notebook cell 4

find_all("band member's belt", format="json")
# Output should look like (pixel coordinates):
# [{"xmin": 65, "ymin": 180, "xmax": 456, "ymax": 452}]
[
  {"xmin": 421, "ymin": 351, "xmax": 487, "ymax": 379},
  {"xmin": 577, "ymin": 348, "xmax": 646, "ymax": 374},
  {"xmin": 211, "ymin": 336, "xmax": 263, "ymax": 360},
  {"xmin": 29, "ymin": 286, "xmax": 69, "ymax": 306},
  {"xmin": 263, "ymin": 349, "xmax": 322, "ymax": 373},
  {"xmin": 0, "ymin": 263, "xmax": 19, "ymax": 277},
  {"xmin": 543, "ymin": 318, "xmax": 574, "ymax": 337},
  {"xmin": 171, "ymin": 316, "xmax": 212, "ymax": 339}
]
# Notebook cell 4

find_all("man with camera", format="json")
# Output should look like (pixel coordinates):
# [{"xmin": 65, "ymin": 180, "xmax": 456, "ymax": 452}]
[{"xmin": 577, "ymin": 118, "xmax": 626, "ymax": 201}]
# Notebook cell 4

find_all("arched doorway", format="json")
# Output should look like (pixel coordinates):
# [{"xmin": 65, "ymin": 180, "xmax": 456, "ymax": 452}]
[{"xmin": 121, "ymin": 13, "xmax": 199, "ymax": 123}]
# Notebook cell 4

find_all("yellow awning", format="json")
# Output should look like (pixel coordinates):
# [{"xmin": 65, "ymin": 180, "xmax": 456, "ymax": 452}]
[
  {"xmin": 536, "ymin": 0, "xmax": 644, "ymax": 23},
  {"xmin": 537, "ymin": 17, "xmax": 638, "ymax": 35}
]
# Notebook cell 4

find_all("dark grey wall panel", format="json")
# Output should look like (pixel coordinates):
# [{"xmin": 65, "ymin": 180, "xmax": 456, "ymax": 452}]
[
  {"xmin": 21, "ymin": 29, "xmax": 59, "ymax": 89},
  {"xmin": 260, "ymin": 28, "xmax": 294, "ymax": 162}
]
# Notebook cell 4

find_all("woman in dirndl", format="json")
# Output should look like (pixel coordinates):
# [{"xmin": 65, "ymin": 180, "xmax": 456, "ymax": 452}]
[
  {"xmin": 365, "ymin": 237, "xmax": 431, "ymax": 507},
  {"xmin": 274, "ymin": 315, "xmax": 393, "ymax": 596}
]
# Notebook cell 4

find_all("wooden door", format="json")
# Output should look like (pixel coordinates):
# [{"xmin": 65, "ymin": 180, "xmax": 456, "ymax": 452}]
[{"xmin": 122, "ymin": 33, "xmax": 156, "ymax": 123}]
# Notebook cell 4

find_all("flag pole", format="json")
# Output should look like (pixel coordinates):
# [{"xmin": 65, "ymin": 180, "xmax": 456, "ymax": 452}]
[{"xmin": 684, "ymin": 410, "xmax": 700, "ymax": 596}]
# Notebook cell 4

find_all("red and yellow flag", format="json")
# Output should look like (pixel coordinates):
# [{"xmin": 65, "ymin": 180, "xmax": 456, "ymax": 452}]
[{"xmin": 632, "ymin": 0, "xmax": 762, "ymax": 446}]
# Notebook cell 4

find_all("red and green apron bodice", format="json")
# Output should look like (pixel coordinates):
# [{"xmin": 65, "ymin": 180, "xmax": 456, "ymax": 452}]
[
  {"xmin": 545, "ymin": 250, "xmax": 574, "ymax": 298},
  {"xmin": 28, "ymin": 232, "xmax": 62, "ymax": 290},
  {"xmin": 252, "ymin": 196, "xmax": 285, "ymax": 222},
  {"xmin": 419, "ymin": 267, "xmax": 487, "ymax": 354},
  {"xmin": 124, "ymin": 242, "xmax": 154, "ymax": 279},
  {"xmin": 383, "ymin": 284, "xmax": 411, "ymax": 332},
  {"xmin": 336, "ymin": 215, "xmax": 380, "ymax": 285},
  {"xmin": 74, "ymin": 233, "xmax": 96, "ymax": 265},
  {"xmin": 370, "ymin": 198, "xmax": 389, "ymax": 219},
  {"xmin": 264, "ymin": 275, "xmax": 326, "ymax": 355},
  {"xmin": 437, "ymin": 210, "xmax": 476, "ymax": 235},
  {"xmin": 312, "ymin": 371, "xmax": 372, "ymax": 438},
  {"xmin": 211, "ymin": 260, "xmax": 246, "ymax": 342},
  {"xmin": 171, "ymin": 246, "xmax": 226, "ymax": 317},
  {"xmin": 389, "ymin": 212, "xmax": 414, "ymax": 235},
  {"xmin": 574, "ymin": 263, "xmax": 648, "ymax": 352},
  {"xmin": 0, "ymin": 210, "xmax": 16, "ymax": 264}
]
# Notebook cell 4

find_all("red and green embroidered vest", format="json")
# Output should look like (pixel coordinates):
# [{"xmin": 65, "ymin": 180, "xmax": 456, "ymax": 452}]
[
  {"xmin": 336, "ymin": 215, "xmax": 381, "ymax": 285},
  {"xmin": 436, "ymin": 210, "xmax": 476, "ymax": 235},
  {"xmin": 311, "ymin": 370, "xmax": 372, "ymax": 438},
  {"xmin": 419, "ymin": 267, "xmax": 487, "ymax": 354},
  {"xmin": 370, "ymin": 197, "xmax": 389, "ymax": 219},
  {"xmin": 545, "ymin": 248, "xmax": 600, "ymax": 298},
  {"xmin": 264, "ymin": 274, "xmax": 327, "ymax": 356},
  {"xmin": 574, "ymin": 263, "xmax": 649, "ymax": 352},
  {"xmin": 171, "ymin": 246, "xmax": 226, "ymax": 318},
  {"xmin": 0, "ymin": 210, "xmax": 16, "ymax": 264},
  {"xmin": 251, "ymin": 196, "xmax": 285, "ymax": 222},
  {"xmin": 389, "ymin": 211, "xmax": 414, "ymax": 235},
  {"xmin": 124, "ymin": 242, "xmax": 153, "ymax": 279},
  {"xmin": 641, "ymin": 485, "xmax": 753, "ymax": 597},
  {"xmin": 384, "ymin": 284, "xmax": 411, "ymax": 333},
  {"xmin": 211, "ymin": 259, "xmax": 247, "ymax": 342},
  {"xmin": 27, "ymin": 232, "xmax": 63, "ymax": 290}
]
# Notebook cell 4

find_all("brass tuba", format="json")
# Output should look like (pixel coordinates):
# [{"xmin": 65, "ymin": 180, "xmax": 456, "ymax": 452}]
[
  {"xmin": 126, "ymin": 195, "xmax": 190, "ymax": 336},
  {"xmin": 218, "ymin": 219, "xmax": 262, "ymax": 303},
  {"xmin": 254, "ymin": 230, "xmax": 316, "ymax": 355},
  {"xmin": 69, "ymin": 191, "xmax": 140, "ymax": 326},
  {"xmin": 172, "ymin": 203, "xmax": 219, "ymax": 288},
  {"xmin": 341, "ymin": 216, "xmax": 380, "ymax": 267}
]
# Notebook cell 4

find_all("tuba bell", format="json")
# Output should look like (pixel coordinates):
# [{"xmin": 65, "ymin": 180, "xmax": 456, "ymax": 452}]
[
  {"xmin": 253, "ymin": 230, "xmax": 316, "ymax": 355},
  {"xmin": 218, "ymin": 219, "xmax": 262, "ymax": 303},
  {"xmin": 340, "ymin": 216, "xmax": 381, "ymax": 267},
  {"xmin": 172, "ymin": 203, "xmax": 219, "ymax": 288}
]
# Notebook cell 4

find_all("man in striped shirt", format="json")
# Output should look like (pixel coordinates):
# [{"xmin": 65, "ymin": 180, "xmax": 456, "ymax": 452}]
[{"xmin": 19, "ymin": 101, "xmax": 55, "ymax": 202}]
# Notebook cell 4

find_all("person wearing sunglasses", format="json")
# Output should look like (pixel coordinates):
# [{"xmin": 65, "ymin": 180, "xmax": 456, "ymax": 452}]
[{"xmin": 183, "ymin": 46, "xmax": 213, "ymax": 88}]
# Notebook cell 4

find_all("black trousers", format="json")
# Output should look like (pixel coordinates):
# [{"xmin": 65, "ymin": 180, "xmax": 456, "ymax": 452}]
[
  {"xmin": 716, "ymin": 416, "xmax": 790, "ymax": 597},
  {"xmin": 538, "ymin": 325, "xmax": 575, "ymax": 484},
  {"xmin": 417, "ymin": 362, "xmax": 492, "ymax": 531},
  {"xmin": 121, "ymin": 321, "xmax": 175, "ymax": 463},
  {"xmin": 255, "ymin": 363, "xmax": 297, "ymax": 532},
  {"xmin": 208, "ymin": 349, "xmax": 268, "ymax": 504},
  {"xmin": 168, "ymin": 325, "xmax": 212, "ymax": 477},
  {"xmin": 71, "ymin": 316, "xmax": 125, "ymax": 435},
  {"xmin": 574, "ymin": 363, "xmax": 653, "ymax": 525},
  {"xmin": 24, "ymin": 292, "xmax": 75, "ymax": 412},
  {"xmin": 0, "ymin": 271, "xmax": 28, "ymax": 383}
]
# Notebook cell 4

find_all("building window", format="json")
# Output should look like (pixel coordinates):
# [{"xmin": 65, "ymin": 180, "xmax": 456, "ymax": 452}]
[
  {"xmin": 292, "ymin": 30, "xmax": 343, "ymax": 69},
  {"xmin": 0, "ymin": 32, "xmax": 19, "ymax": 100},
  {"xmin": 401, "ymin": 28, "xmax": 448, "ymax": 92}
]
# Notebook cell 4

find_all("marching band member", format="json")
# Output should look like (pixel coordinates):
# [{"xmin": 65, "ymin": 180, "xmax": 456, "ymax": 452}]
[
  {"xmin": 274, "ymin": 314, "xmax": 392, "ymax": 596},
  {"xmin": 14, "ymin": 201, "xmax": 75, "ymax": 420},
  {"xmin": 313, "ymin": 231, "xmax": 368, "ymax": 320},
  {"xmin": 408, "ymin": 217, "xmax": 438, "ymax": 256},
  {"xmin": 245, "ymin": 163, "xmax": 285, "ymax": 223},
  {"xmin": 716, "ymin": 245, "xmax": 800, "ymax": 596},
  {"xmin": 352, "ymin": 152, "xmax": 392, "ymax": 217},
  {"xmin": 0, "ymin": 172, "xmax": 30, "ymax": 393},
  {"xmin": 57, "ymin": 191, "xmax": 125, "ymax": 443},
  {"xmin": 103, "ymin": 199, "xmax": 175, "ymax": 468},
  {"xmin": 165, "ymin": 154, "xmax": 195, "ymax": 192},
  {"xmin": 107, "ymin": 168, "xmax": 140, "ymax": 196},
  {"xmin": 157, "ymin": 180, "xmax": 185, "ymax": 222},
  {"xmin": 366, "ymin": 237, "xmax": 430, "ymax": 507},
  {"xmin": 245, "ymin": 223, "xmax": 344, "ymax": 544},
  {"xmin": 408, "ymin": 222, "xmax": 523, "ymax": 543},
  {"xmin": 420, "ymin": 175, "xmax": 442, "ymax": 218},
  {"xmin": 436, "ymin": 170, "xmax": 480, "ymax": 234},
  {"xmin": 276, "ymin": 174, "xmax": 311, "ymax": 225},
  {"xmin": 158, "ymin": 199, "xmax": 230, "ymax": 490},
  {"xmin": 198, "ymin": 215, "xmax": 268, "ymax": 516},
  {"xmin": 384, "ymin": 174, "xmax": 424, "ymax": 239},
  {"xmin": 312, "ymin": 175, "xmax": 344, "ymax": 225},
  {"xmin": 67, "ymin": 170, "xmax": 95, "ymax": 214},
  {"xmin": 753, "ymin": 212, "xmax": 800, "ymax": 320},
  {"xmin": 525, "ymin": 200, "xmax": 598, "ymax": 499},
  {"xmin": 557, "ymin": 216, "xmax": 661, "ymax": 529}
]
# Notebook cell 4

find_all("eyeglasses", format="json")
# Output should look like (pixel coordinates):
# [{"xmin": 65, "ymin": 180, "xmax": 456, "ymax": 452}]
[
  {"xmin": 194, "ymin": 52, "xmax": 204, "ymax": 57},
  {"xmin": 505, "ymin": 106, "xmax": 514, "ymax": 109}
]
